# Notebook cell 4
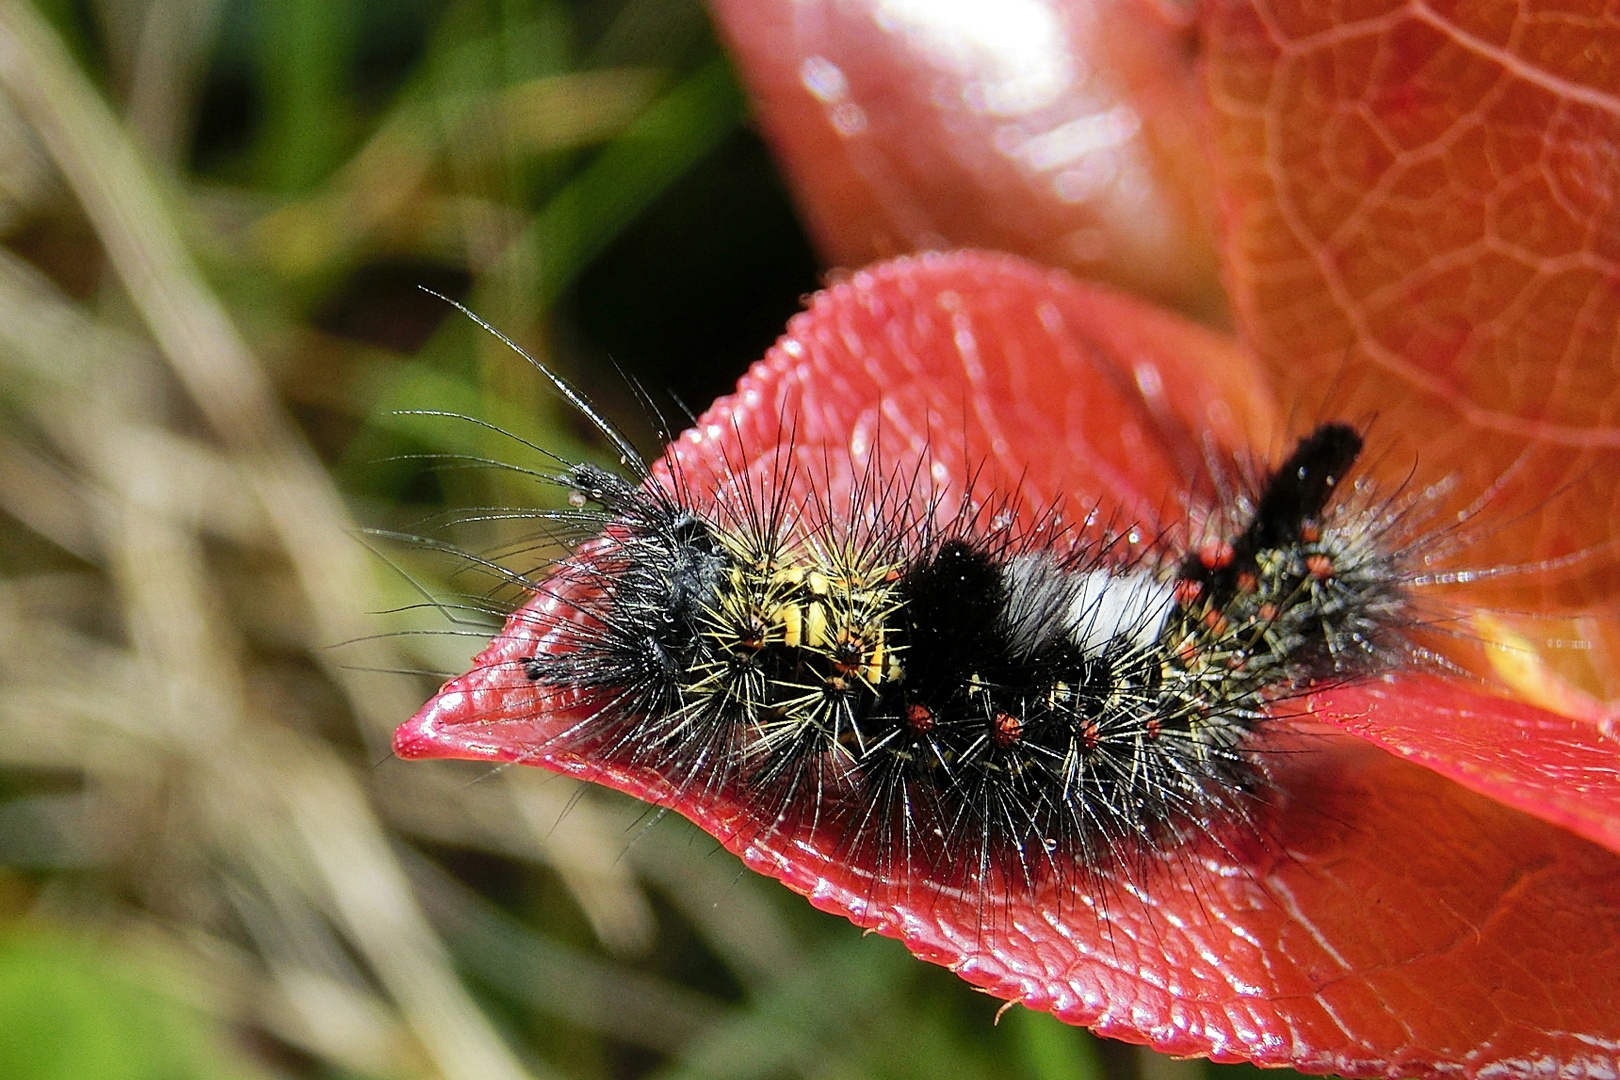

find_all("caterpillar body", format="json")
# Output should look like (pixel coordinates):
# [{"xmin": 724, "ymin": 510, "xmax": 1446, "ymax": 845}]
[{"xmin": 486, "ymin": 380, "xmax": 1415, "ymax": 897}]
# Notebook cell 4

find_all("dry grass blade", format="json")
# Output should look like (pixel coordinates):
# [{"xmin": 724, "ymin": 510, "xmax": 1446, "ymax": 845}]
[
  {"xmin": 0, "ymin": 0, "xmax": 416, "ymax": 746},
  {"xmin": 0, "ymin": 4, "xmax": 553, "ymax": 1077}
]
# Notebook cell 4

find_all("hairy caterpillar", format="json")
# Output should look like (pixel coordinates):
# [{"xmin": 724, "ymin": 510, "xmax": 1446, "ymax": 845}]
[{"xmin": 394, "ymin": 300, "xmax": 1436, "ymax": 911}]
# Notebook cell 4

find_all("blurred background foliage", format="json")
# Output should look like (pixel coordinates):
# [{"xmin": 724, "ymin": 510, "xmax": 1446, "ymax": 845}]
[{"xmin": 0, "ymin": 1, "xmax": 1283, "ymax": 1078}]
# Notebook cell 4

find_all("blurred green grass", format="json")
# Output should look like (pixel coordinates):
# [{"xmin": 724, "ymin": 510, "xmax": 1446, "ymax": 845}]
[
  {"xmin": 0, "ymin": 2, "xmax": 1313, "ymax": 1079},
  {"xmin": 0, "ymin": 929, "xmax": 266, "ymax": 1080}
]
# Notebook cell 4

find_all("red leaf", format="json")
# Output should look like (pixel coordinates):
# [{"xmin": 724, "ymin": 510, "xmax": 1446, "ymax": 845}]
[
  {"xmin": 397, "ymin": 252, "xmax": 1620, "ymax": 1077},
  {"xmin": 1204, "ymin": 0, "xmax": 1620, "ymax": 645},
  {"xmin": 708, "ymin": 0, "xmax": 1224, "ymax": 317},
  {"xmin": 1305, "ymin": 675, "xmax": 1620, "ymax": 854}
]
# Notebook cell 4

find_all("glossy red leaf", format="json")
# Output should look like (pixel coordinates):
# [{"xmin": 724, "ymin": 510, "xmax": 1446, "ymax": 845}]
[
  {"xmin": 1304, "ymin": 675, "xmax": 1620, "ymax": 854},
  {"xmin": 398, "ymin": 252, "xmax": 1620, "ymax": 1077},
  {"xmin": 708, "ymin": 0, "xmax": 1224, "ymax": 318}
]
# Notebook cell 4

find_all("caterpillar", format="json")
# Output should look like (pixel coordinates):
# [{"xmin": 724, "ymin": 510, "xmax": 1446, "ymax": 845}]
[{"xmin": 398, "ymin": 301, "xmax": 1434, "ymax": 909}]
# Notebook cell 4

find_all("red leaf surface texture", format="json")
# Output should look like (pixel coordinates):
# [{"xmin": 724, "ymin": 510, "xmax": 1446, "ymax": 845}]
[{"xmin": 1205, "ymin": 0, "xmax": 1620, "ymax": 633}]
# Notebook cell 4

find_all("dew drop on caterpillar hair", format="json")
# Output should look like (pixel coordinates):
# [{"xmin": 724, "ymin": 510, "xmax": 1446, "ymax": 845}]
[{"xmin": 383, "ymin": 297, "xmax": 1564, "ymax": 935}]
